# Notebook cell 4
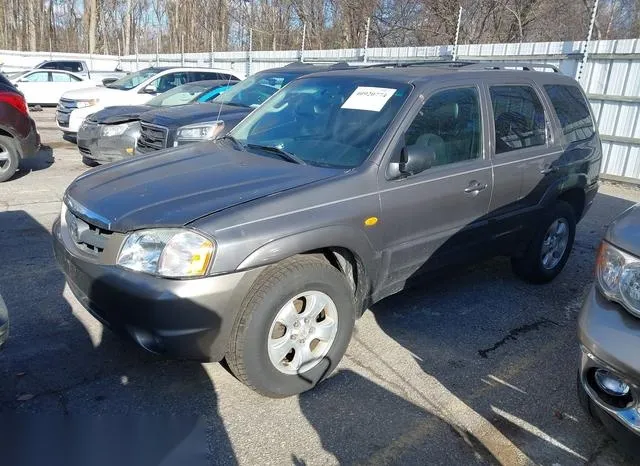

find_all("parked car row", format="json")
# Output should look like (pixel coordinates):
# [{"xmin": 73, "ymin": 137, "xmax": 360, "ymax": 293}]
[
  {"xmin": 78, "ymin": 79, "xmax": 239, "ymax": 164},
  {"xmin": 56, "ymin": 66, "xmax": 245, "ymax": 134}
]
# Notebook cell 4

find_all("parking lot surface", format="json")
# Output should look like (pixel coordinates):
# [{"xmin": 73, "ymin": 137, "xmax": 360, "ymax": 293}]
[{"xmin": 1, "ymin": 108, "xmax": 639, "ymax": 465}]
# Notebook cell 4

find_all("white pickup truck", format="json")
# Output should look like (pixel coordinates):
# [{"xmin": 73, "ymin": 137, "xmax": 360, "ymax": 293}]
[
  {"xmin": 34, "ymin": 60, "xmax": 126, "ymax": 85},
  {"xmin": 56, "ymin": 66, "xmax": 245, "ymax": 134}
]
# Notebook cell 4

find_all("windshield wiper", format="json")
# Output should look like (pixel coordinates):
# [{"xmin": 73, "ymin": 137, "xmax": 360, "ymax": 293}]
[
  {"xmin": 221, "ymin": 135, "xmax": 245, "ymax": 150},
  {"xmin": 218, "ymin": 101, "xmax": 251, "ymax": 108},
  {"xmin": 247, "ymin": 144, "xmax": 306, "ymax": 165}
]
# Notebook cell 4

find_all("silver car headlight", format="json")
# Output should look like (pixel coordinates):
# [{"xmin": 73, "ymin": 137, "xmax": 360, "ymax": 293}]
[
  {"xmin": 102, "ymin": 123, "xmax": 129, "ymax": 137},
  {"xmin": 596, "ymin": 241, "xmax": 640, "ymax": 317},
  {"xmin": 117, "ymin": 229, "xmax": 215, "ymax": 278},
  {"xmin": 174, "ymin": 121, "xmax": 224, "ymax": 146}
]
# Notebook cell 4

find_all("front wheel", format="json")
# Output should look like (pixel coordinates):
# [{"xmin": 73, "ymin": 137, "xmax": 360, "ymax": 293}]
[
  {"xmin": 225, "ymin": 255, "xmax": 355, "ymax": 397},
  {"xmin": 511, "ymin": 200, "xmax": 576, "ymax": 284}
]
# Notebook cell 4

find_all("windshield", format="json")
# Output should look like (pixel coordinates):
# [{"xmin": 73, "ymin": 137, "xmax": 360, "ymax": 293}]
[
  {"xmin": 106, "ymin": 68, "xmax": 159, "ymax": 90},
  {"xmin": 230, "ymin": 76, "xmax": 411, "ymax": 169},
  {"xmin": 147, "ymin": 82, "xmax": 215, "ymax": 107},
  {"xmin": 212, "ymin": 72, "xmax": 299, "ymax": 108}
]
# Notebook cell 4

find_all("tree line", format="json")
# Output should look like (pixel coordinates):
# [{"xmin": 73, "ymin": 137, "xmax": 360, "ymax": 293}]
[{"xmin": 0, "ymin": 0, "xmax": 638, "ymax": 55}]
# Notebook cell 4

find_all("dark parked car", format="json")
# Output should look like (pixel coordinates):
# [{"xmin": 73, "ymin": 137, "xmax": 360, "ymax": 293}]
[
  {"xmin": 54, "ymin": 62, "xmax": 601, "ymax": 397},
  {"xmin": 77, "ymin": 79, "xmax": 238, "ymax": 165},
  {"xmin": 136, "ymin": 62, "xmax": 350, "ymax": 153},
  {"xmin": 578, "ymin": 203, "xmax": 640, "ymax": 454},
  {"xmin": 0, "ymin": 293, "xmax": 7, "ymax": 348},
  {"xmin": 0, "ymin": 73, "xmax": 40, "ymax": 182}
]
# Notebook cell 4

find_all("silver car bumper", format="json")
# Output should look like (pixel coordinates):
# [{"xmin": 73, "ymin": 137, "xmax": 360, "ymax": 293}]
[{"xmin": 578, "ymin": 286, "xmax": 640, "ymax": 441}]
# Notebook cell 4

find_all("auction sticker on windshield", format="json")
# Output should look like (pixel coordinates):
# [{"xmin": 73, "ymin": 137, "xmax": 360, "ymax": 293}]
[{"xmin": 341, "ymin": 87, "xmax": 397, "ymax": 112}]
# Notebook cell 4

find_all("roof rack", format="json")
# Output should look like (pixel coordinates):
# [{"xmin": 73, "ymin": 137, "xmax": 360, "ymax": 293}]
[
  {"xmin": 284, "ymin": 61, "xmax": 354, "ymax": 70},
  {"xmin": 366, "ymin": 60, "xmax": 474, "ymax": 69},
  {"xmin": 462, "ymin": 61, "xmax": 559, "ymax": 73}
]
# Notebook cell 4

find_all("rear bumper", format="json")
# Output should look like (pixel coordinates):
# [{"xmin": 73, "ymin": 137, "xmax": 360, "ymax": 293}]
[
  {"xmin": 17, "ymin": 118, "xmax": 40, "ymax": 159},
  {"xmin": 582, "ymin": 182, "xmax": 599, "ymax": 219},
  {"xmin": 578, "ymin": 286, "xmax": 640, "ymax": 449},
  {"xmin": 52, "ymin": 218, "xmax": 264, "ymax": 361}
]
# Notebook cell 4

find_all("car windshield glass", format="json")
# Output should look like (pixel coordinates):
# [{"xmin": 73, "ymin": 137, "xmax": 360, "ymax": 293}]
[
  {"xmin": 106, "ymin": 68, "xmax": 159, "ymax": 90},
  {"xmin": 230, "ymin": 76, "xmax": 412, "ymax": 169},
  {"xmin": 147, "ymin": 82, "xmax": 213, "ymax": 107},
  {"xmin": 212, "ymin": 72, "xmax": 299, "ymax": 108}
]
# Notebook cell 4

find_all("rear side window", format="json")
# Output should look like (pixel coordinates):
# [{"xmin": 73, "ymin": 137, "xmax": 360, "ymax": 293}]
[
  {"xmin": 544, "ymin": 85, "xmax": 595, "ymax": 143},
  {"xmin": 490, "ymin": 85, "xmax": 546, "ymax": 154}
]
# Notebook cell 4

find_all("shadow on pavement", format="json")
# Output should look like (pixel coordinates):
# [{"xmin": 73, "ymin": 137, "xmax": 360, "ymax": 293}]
[
  {"xmin": 0, "ymin": 210, "xmax": 236, "ymax": 466},
  {"xmin": 12, "ymin": 145, "xmax": 54, "ymax": 180},
  {"xmin": 365, "ymin": 192, "xmax": 637, "ymax": 464}
]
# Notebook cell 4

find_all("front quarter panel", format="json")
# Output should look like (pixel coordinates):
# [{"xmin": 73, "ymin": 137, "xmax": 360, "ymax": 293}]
[{"xmin": 191, "ymin": 166, "xmax": 384, "ymax": 285}]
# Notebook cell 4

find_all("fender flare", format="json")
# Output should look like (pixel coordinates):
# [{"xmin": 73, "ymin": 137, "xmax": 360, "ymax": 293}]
[
  {"xmin": 236, "ymin": 225, "xmax": 379, "ymax": 284},
  {"xmin": 539, "ymin": 173, "xmax": 588, "ymax": 208}
]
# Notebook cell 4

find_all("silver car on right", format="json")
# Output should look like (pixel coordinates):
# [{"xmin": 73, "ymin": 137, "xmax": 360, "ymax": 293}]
[{"xmin": 578, "ymin": 202, "xmax": 640, "ymax": 453}]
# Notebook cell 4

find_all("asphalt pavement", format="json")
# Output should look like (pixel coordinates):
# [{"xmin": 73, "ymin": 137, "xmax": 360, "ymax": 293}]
[{"xmin": 0, "ymin": 108, "xmax": 639, "ymax": 465}]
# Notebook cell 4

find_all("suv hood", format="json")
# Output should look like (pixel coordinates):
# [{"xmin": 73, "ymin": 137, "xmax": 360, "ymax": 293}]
[
  {"xmin": 65, "ymin": 141, "xmax": 339, "ymax": 233},
  {"xmin": 61, "ymin": 86, "xmax": 129, "ymax": 101},
  {"xmin": 606, "ymin": 203, "xmax": 640, "ymax": 257},
  {"xmin": 141, "ymin": 103, "xmax": 253, "ymax": 130},
  {"xmin": 89, "ymin": 105, "xmax": 154, "ymax": 124}
]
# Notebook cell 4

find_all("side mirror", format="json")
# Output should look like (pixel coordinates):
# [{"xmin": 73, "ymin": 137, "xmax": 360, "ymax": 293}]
[
  {"xmin": 389, "ymin": 145, "xmax": 435, "ymax": 178},
  {"xmin": 141, "ymin": 86, "xmax": 158, "ymax": 95}
]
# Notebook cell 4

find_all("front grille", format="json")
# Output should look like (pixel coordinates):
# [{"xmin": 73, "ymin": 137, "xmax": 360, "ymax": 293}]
[
  {"xmin": 137, "ymin": 122, "xmax": 168, "ymax": 153},
  {"xmin": 57, "ymin": 98, "xmax": 77, "ymax": 114},
  {"xmin": 65, "ymin": 210, "xmax": 112, "ymax": 255}
]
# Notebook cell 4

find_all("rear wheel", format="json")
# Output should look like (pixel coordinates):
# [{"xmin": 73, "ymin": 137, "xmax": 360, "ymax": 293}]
[
  {"xmin": 225, "ymin": 255, "xmax": 355, "ymax": 397},
  {"xmin": 0, "ymin": 135, "xmax": 19, "ymax": 182},
  {"xmin": 511, "ymin": 200, "xmax": 576, "ymax": 283}
]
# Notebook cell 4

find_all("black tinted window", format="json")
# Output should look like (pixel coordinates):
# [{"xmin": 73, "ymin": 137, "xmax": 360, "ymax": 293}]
[
  {"xmin": 544, "ymin": 84, "xmax": 595, "ymax": 143},
  {"xmin": 188, "ymin": 71, "xmax": 222, "ymax": 82},
  {"xmin": 405, "ymin": 87, "xmax": 482, "ymax": 168},
  {"xmin": 490, "ymin": 86, "xmax": 546, "ymax": 153}
]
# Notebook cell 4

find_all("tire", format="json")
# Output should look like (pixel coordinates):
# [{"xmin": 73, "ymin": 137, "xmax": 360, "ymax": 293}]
[
  {"xmin": 511, "ymin": 200, "xmax": 576, "ymax": 284},
  {"xmin": 82, "ymin": 156, "xmax": 100, "ymax": 167},
  {"xmin": 225, "ymin": 255, "xmax": 355, "ymax": 397},
  {"xmin": 0, "ymin": 135, "xmax": 19, "ymax": 183}
]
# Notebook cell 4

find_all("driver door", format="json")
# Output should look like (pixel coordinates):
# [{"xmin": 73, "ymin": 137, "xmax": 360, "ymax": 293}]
[{"xmin": 377, "ymin": 83, "xmax": 493, "ymax": 294}]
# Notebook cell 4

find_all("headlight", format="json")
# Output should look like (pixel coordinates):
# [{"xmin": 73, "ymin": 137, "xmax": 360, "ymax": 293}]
[
  {"xmin": 102, "ymin": 123, "xmax": 129, "ymax": 137},
  {"xmin": 117, "ymin": 229, "xmax": 214, "ymax": 278},
  {"xmin": 175, "ymin": 121, "xmax": 224, "ymax": 145},
  {"xmin": 596, "ymin": 241, "xmax": 640, "ymax": 317},
  {"xmin": 76, "ymin": 99, "xmax": 99, "ymax": 108}
]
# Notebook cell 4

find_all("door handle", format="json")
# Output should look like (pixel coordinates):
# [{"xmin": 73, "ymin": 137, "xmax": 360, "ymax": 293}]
[
  {"xmin": 464, "ymin": 181, "xmax": 488, "ymax": 194},
  {"xmin": 540, "ymin": 166, "xmax": 559, "ymax": 175}
]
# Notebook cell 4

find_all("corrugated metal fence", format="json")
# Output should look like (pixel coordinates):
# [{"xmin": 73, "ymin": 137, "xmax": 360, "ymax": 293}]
[{"xmin": 1, "ymin": 38, "xmax": 640, "ymax": 182}]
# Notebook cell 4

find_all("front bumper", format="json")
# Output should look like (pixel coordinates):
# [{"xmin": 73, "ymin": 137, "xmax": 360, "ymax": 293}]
[
  {"xmin": 56, "ymin": 106, "xmax": 99, "ymax": 134},
  {"xmin": 578, "ymin": 285, "xmax": 640, "ymax": 449},
  {"xmin": 52, "ymin": 217, "xmax": 264, "ymax": 361},
  {"xmin": 77, "ymin": 122, "xmax": 140, "ymax": 164}
]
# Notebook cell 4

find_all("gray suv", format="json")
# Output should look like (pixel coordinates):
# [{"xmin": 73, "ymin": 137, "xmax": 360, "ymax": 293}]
[{"xmin": 53, "ymin": 62, "xmax": 601, "ymax": 397}]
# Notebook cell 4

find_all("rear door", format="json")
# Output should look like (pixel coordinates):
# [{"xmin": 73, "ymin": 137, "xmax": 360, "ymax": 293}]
[
  {"xmin": 484, "ymin": 78, "xmax": 563, "ymax": 239},
  {"xmin": 377, "ymin": 82, "xmax": 493, "ymax": 294}
]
